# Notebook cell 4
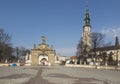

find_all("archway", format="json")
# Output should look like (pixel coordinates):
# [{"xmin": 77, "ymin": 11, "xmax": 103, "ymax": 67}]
[
  {"xmin": 38, "ymin": 55, "xmax": 48, "ymax": 65},
  {"xmin": 41, "ymin": 58, "xmax": 47, "ymax": 65}
]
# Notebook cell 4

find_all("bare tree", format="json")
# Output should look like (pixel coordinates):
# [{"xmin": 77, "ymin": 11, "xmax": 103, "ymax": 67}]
[
  {"xmin": 76, "ymin": 38, "xmax": 83, "ymax": 64},
  {"xmin": 76, "ymin": 38, "xmax": 82, "ymax": 56},
  {"xmin": 92, "ymin": 32, "xmax": 105, "ymax": 56},
  {"xmin": 76, "ymin": 32, "xmax": 105, "ymax": 56},
  {"xmin": 0, "ymin": 29, "xmax": 11, "ymax": 45},
  {"xmin": 103, "ymin": 41, "xmax": 112, "ymax": 47},
  {"xmin": 92, "ymin": 32, "xmax": 105, "ymax": 48},
  {"xmin": 0, "ymin": 28, "xmax": 12, "ymax": 62},
  {"xmin": 13, "ymin": 46, "xmax": 30, "ymax": 60},
  {"xmin": 13, "ymin": 47, "xmax": 20, "ymax": 60}
]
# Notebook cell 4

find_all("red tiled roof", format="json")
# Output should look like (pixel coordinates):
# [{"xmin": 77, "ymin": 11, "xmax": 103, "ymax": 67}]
[{"xmin": 70, "ymin": 56, "xmax": 77, "ymax": 59}]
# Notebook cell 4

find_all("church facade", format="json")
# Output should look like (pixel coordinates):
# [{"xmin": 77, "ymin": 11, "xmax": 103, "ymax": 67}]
[
  {"xmin": 80, "ymin": 9, "xmax": 120, "ymax": 65},
  {"xmin": 94, "ymin": 36, "xmax": 120, "ymax": 65},
  {"xmin": 25, "ymin": 36, "xmax": 56, "ymax": 66}
]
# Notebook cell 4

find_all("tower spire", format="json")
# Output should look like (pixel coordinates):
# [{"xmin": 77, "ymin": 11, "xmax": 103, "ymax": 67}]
[
  {"xmin": 84, "ymin": 9, "xmax": 90, "ymax": 27},
  {"xmin": 115, "ymin": 36, "xmax": 119, "ymax": 47},
  {"xmin": 81, "ymin": 3, "xmax": 92, "ymax": 52}
]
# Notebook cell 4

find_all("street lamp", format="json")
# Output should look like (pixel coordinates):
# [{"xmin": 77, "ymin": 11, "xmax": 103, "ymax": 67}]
[{"xmin": 117, "ymin": 51, "xmax": 119, "ymax": 66}]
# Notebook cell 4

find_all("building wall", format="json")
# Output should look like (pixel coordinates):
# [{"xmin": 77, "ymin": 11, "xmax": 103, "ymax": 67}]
[
  {"xmin": 31, "ymin": 52, "xmax": 38, "ymax": 66},
  {"xmin": 96, "ymin": 49, "xmax": 120, "ymax": 61}
]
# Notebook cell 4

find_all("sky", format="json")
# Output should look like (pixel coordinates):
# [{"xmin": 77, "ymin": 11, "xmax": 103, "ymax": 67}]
[{"xmin": 0, "ymin": 0, "xmax": 120, "ymax": 56}]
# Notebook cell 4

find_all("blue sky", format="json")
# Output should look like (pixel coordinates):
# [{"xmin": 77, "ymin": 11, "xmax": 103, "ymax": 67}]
[{"xmin": 0, "ymin": 0, "xmax": 120, "ymax": 56}]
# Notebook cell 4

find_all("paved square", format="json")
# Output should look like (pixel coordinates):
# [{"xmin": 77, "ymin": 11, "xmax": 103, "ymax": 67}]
[{"xmin": 0, "ymin": 66, "xmax": 120, "ymax": 84}]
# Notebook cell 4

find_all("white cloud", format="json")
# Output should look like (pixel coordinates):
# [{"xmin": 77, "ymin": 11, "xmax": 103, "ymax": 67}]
[
  {"xmin": 100, "ymin": 26, "xmax": 120, "ymax": 44},
  {"xmin": 101, "ymin": 26, "xmax": 120, "ymax": 37},
  {"xmin": 56, "ymin": 47, "xmax": 76, "ymax": 56}
]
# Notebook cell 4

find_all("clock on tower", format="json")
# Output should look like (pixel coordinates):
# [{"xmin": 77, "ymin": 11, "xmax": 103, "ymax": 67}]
[{"xmin": 84, "ymin": 27, "xmax": 88, "ymax": 32}]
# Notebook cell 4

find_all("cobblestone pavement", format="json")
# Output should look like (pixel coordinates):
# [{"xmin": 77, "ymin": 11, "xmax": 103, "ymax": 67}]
[{"xmin": 0, "ymin": 66, "xmax": 120, "ymax": 84}]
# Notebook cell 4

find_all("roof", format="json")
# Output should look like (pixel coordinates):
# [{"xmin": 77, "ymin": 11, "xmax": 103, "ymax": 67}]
[
  {"xmin": 70, "ymin": 56, "xmax": 77, "ymax": 59},
  {"xmin": 90, "ymin": 45, "xmax": 120, "ymax": 52}
]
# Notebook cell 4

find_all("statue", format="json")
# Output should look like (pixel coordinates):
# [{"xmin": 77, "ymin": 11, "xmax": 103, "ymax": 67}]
[
  {"xmin": 42, "ymin": 36, "xmax": 46, "ymax": 44},
  {"xmin": 34, "ymin": 44, "xmax": 36, "ymax": 49}
]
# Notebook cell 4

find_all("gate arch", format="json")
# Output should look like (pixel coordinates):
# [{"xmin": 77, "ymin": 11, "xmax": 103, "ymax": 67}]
[{"xmin": 38, "ymin": 55, "xmax": 48, "ymax": 65}]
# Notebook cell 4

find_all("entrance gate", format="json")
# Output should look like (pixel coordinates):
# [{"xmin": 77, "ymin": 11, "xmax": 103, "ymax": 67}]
[{"xmin": 38, "ymin": 55, "xmax": 48, "ymax": 65}]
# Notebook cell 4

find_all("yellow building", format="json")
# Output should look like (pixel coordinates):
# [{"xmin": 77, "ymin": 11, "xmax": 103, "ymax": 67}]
[{"xmin": 30, "ymin": 36, "xmax": 56, "ymax": 66}]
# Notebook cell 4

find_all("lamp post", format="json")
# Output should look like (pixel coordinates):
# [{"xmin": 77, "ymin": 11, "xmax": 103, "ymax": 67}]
[
  {"xmin": 105, "ymin": 59, "xmax": 107, "ymax": 67},
  {"xmin": 117, "ymin": 51, "xmax": 119, "ymax": 66},
  {"xmin": 104, "ymin": 51, "xmax": 108, "ymax": 67}
]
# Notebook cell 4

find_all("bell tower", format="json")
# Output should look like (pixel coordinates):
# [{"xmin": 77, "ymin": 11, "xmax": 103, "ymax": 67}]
[{"xmin": 81, "ymin": 9, "xmax": 92, "ymax": 52}]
